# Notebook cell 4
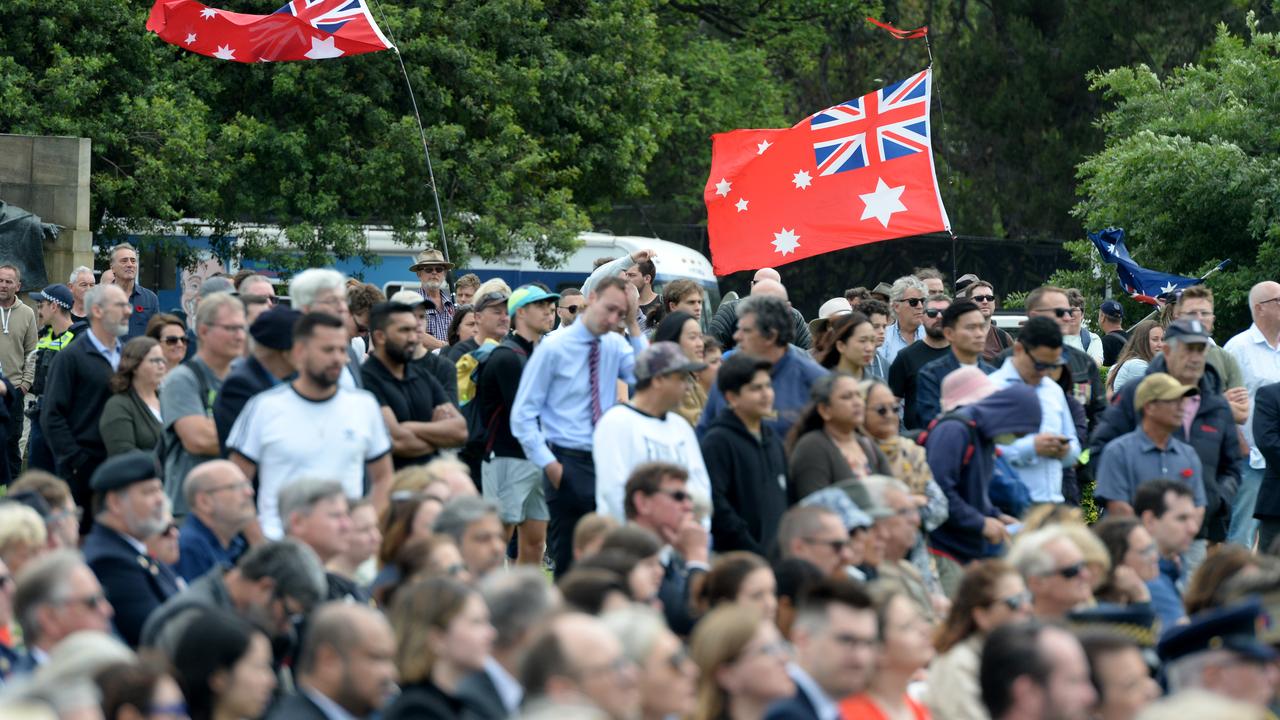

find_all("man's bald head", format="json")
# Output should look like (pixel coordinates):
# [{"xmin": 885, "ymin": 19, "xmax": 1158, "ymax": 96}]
[
  {"xmin": 750, "ymin": 279, "xmax": 788, "ymax": 301},
  {"xmin": 753, "ymin": 268, "xmax": 781, "ymax": 284},
  {"xmin": 1249, "ymin": 281, "xmax": 1280, "ymax": 318}
]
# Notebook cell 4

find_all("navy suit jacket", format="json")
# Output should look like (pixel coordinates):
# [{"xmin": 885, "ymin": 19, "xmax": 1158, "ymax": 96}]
[
  {"xmin": 265, "ymin": 692, "xmax": 330, "ymax": 720},
  {"xmin": 82, "ymin": 524, "xmax": 181, "ymax": 647},
  {"xmin": 659, "ymin": 552, "xmax": 705, "ymax": 636},
  {"xmin": 764, "ymin": 687, "xmax": 822, "ymax": 720}
]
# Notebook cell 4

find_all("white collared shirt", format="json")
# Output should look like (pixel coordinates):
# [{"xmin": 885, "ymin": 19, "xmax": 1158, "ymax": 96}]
[{"xmin": 1224, "ymin": 323, "xmax": 1280, "ymax": 467}]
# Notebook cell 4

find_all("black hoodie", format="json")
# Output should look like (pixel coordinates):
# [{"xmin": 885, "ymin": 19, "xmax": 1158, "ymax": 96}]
[{"xmin": 700, "ymin": 408, "xmax": 789, "ymax": 555}]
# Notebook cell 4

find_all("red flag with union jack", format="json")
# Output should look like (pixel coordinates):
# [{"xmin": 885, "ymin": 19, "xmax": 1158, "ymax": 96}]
[
  {"xmin": 704, "ymin": 69, "xmax": 950, "ymax": 275},
  {"xmin": 146, "ymin": 0, "xmax": 394, "ymax": 63}
]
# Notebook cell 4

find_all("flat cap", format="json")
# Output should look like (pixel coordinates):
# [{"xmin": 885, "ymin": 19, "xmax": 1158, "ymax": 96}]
[{"xmin": 90, "ymin": 450, "xmax": 160, "ymax": 493}]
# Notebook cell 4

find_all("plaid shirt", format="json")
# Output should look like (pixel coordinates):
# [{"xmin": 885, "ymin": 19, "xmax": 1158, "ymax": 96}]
[{"xmin": 421, "ymin": 288, "xmax": 456, "ymax": 341}]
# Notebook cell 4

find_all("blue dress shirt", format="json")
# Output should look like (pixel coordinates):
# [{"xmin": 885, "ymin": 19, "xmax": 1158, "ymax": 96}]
[{"xmin": 989, "ymin": 358, "xmax": 1080, "ymax": 503}]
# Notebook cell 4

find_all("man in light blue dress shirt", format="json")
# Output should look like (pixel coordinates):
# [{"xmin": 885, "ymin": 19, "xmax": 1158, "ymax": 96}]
[
  {"xmin": 989, "ymin": 316, "xmax": 1080, "ymax": 504},
  {"xmin": 511, "ymin": 276, "xmax": 647, "ymax": 576},
  {"xmin": 876, "ymin": 275, "xmax": 927, "ymax": 369}
]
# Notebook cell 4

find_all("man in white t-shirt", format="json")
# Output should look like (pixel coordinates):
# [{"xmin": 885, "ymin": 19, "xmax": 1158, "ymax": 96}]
[
  {"xmin": 594, "ymin": 341, "xmax": 711, "ymax": 522},
  {"xmin": 227, "ymin": 312, "xmax": 392, "ymax": 539}
]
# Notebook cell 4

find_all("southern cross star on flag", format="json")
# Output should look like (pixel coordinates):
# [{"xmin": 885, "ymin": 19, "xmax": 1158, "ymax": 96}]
[
  {"xmin": 1087, "ymin": 227, "xmax": 1211, "ymax": 302},
  {"xmin": 146, "ymin": 0, "xmax": 394, "ymax": 63},
  {"xmin": 704, "ymin": 69, "xmax": 951, "ymax": 275}
]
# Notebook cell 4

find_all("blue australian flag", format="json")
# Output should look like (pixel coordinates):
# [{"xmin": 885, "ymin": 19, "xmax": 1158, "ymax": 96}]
[{"xmin": 1087, "ymin": 227, "xmax": 1224, "ymax": 300}]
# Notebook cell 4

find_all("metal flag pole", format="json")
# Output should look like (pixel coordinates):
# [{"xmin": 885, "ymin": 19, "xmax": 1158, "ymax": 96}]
[{"xmin": 367, "ymin": 0, "xmax": 451, "ymax": 266}]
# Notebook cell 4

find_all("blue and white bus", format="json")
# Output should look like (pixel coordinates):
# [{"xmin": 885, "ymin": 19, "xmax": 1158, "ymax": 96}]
[{"xmin": 140, "ymin": 226, "xmax": 721, "ymax": 321}]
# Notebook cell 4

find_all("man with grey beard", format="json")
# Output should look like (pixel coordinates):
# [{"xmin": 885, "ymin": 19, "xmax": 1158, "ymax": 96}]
[
  {"xmin": 81, "ymin": 450, "xmax": 181, "ymax": 647},
  {"xmin": 41, "ymin": 282, "xmax": 132, "ymax": 512}
]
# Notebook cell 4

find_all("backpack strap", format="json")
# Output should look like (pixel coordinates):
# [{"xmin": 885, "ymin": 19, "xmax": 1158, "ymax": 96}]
[{"xmin": 918, "ymin": 411, "xmax": 981, "ymax": 468}]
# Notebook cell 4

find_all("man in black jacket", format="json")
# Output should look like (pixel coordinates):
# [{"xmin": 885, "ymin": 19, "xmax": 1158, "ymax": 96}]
[
  {"xmin": 700, "ymin": 353, "xmax": 788, "ymax": 555},
  {"xmin": 1251, "ymin": 381, "xmax": 1280, "ymax": 551},
  {"xmin": 624, "ymin": 462, "xmax": 708, "ymax": 635},
  {"xmin": 476, "ymin": 285, "xmax": 558, "ymax": 565},
  {"xmin": 1090, "ymin": 319, "xmax": 1241, "ymax": 545},
  {"xmin": 213, "ymin": 306, "xmax": 299, "ymax": 454},
  {"xmin": 41, "ymin": 283, "xmax": 130, "ymax": 512},
  {"xmin": 267, "ymin": 602, "xmax": 398, "ymax": 720}
]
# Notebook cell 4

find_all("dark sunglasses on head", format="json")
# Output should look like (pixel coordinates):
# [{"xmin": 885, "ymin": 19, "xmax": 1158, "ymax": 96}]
[
  {"xmin": 970, "ymin": 294, "xmax": 996, "ymax": 303},
  {"xmin": 901, "ymin": 297, "xmax": 925, "ymax": 307},
  {"xmin": 560, "ymin": 305, "xmax": 580, "ymax": 314},
  {"xmin": 161, "ymin": 336, "xmax": 188, "ymax": 346},
  {"xmin": 924, "ymin": 308, "xmax": 944, "ymax": 318},
  {"xmin": 1047, "ymin": 562, "xmax": 1085, "ymax": 580}
]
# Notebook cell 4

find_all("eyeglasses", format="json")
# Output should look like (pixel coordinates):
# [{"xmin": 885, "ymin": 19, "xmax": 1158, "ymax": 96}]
[
  {"xmin": 54, "ymin": 592, "xmax": 109, "ymax": 611},
  {"xmin": 802, "ymin": 537, "xmax": 848, "ymax": 553},
  {"xmin": 658, "ymin": 489, "xmax": 692, "ymax": 503},
  {"xmin": 871, "ymin": 403, "xmax": 900, "ymax": 417},
  {"xmin": 211, "ymin": 323, "xmax": 247, "ymax": 334},
  {"xmin": 666, "ymin": 646, "xmax": 691, "ymax": 671},
  {"xmin": 901, "ymin": 297, "xmax": 925, "ymax": 307},
  {"xmin": 274, "ymin": 594, "xmax": 307, "ymax": 626},
  {"xmin": 49, "ymin": 506, "xmax": 83, "ymax": 524},
  {"xmin": 1258, "ymin": 297, "xmax": 1280, "ymax": 307},
  {"xmin": 444, "ymin": 563, "xmax": 468, "ymax": 577},
  {"xmin": 740, "ymin": 640, "xmax": 791, "ymax": 661},
  {"xmin": 203, "ymin": 480, "xmax": 251, "ymax": 495},
  {"xmin": 971, "ymin": 294, "xmax": 996, "ymax": 303},
  {"xmin": 924, "ymin": 308, "xmax": 944, "ymax": 318},
  {"xmin": 0, "ymin": 574, "xmax": 12, "ymax": 589},
  {"xmin": 160, "ymin": 335, "xmax": 187, "ymax": 346},
  {"xmin": 560, "ymin": 305, "xmax": 580, "ymax": 314},
  {"xmin": 1045, "ymin": 562, "xmax": 1085, "ymax": 580},
  {"xmin": 993, "ymin": 590, "xmax": 1032, "ymax": 611}
]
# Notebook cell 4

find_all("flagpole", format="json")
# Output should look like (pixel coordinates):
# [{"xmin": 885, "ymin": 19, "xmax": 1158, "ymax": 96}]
[
  {"xmin": 1130, "ymin": 259, "xmax": 1231, "ymax": 329},
  {"xmin": 366, "ymin": 0, "xmax": 452, "ymax": 266}
]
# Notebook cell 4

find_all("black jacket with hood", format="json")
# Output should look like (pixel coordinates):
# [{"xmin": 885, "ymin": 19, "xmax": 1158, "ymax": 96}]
[{"xmin": 700, "ymin": 408, "xmax": 789, "ymax": 555}]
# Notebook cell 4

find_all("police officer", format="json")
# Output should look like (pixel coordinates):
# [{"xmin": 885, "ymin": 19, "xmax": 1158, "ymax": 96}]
[{"xmin": 26, "ymin": 284, "xmax": 83, "ymax": 473}]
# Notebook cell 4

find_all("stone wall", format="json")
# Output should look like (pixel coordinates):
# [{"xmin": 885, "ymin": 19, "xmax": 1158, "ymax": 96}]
[{"xmin": 0, "ymin": 134, "xmax": 93, "ymax": 292}]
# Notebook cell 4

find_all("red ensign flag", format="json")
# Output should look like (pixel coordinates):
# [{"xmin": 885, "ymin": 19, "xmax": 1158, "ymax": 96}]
[{"xmin": 704, "ymin": 69, "xmax": 950, "ymax": 275}]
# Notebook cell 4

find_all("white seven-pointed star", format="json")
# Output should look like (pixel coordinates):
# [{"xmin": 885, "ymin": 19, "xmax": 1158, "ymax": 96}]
[
  {"xmin": 792, "ymin": 170, "xmax": 812, "ymax": 190},
  {"xmin": 304, "ymin": 36, "xmax": 344, "ymax": 60},
  {"xmin": 714, "ymin": 178, "xmax": 731, "ymax": 197},
  {"xmin": 772, "ymin": 228, "xmax": 800, "ymax": 256},
  {"xmin": 213, "ymin": 44, "xmax": 236, "ymax": 60},
  {"xmin": 200, "ymin": 7, "xmax": 217, "ymax": 18},
  {"xmin": 1104, "ymin": 242, "xmax": 1115, "ymax": 255},
  {"xmin": 1160, "ymin": 281, "xmax": 1178, "ymax": 294},
  {"xmin": 735, "ymin": 198, "xmax": 749, "ymax": 213},
  {"xmin": 184, "ymin": 33, "xmax": 197, "ymax": 44},
  {"xmin": 756, "ymin": 139, "xmax": 772, "ymax": 155},
  {"xmin": 859, "ymin": 178, "xmax": 908, "ymax": 228}
]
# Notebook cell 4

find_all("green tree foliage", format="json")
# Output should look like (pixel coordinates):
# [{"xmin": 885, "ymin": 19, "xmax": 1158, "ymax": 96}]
[
  {"xmin": 0, "ymin": 0, "xmax": 676, "ymax": 270},
  {"xmin": 1073, "ymin": 15, "xmax": 1280, "ymax": 339}
]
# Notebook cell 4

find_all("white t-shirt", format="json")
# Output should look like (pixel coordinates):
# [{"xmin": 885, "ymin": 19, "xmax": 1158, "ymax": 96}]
[
  {"xmin": 592, "ymin": 404, "xmax": 712, "ymax": 522},
  {"xmin": 227, "ymin": 383, "xmax": 391, "ymax": 539}
]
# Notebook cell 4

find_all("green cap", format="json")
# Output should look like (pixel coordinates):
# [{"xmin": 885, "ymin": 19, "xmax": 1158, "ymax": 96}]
[{"xmin": 508, "ymin": 285, "xmax": 561, "ymax": 315}]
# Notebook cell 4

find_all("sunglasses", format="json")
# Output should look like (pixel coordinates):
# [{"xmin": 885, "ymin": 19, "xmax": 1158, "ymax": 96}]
[
  {"xmin": 666, "ymin": 647, "xmax": 691, "ymax": 671},
  {"xmin": 56, "ymin": 592, "xmax": 109, "ymax": 611},
  {"xmin": 1046, "ymin": 562, "xmax": 1085, "ymax": 580},
  {"xmin": 924, "ymin": 308, "xmax": 944, "ymax": 318},
  {"xmin": 1041, "ymin": 307, "xmax": 1074, "ymax": 319},
  {"xmin": 901, "ymin": 297, "xmax": 925, "ymax": 307},
  {"xmin": 803, "ymin": 537, "xmax": 848, "ymax": 553},
  {"xmin": 1030, "ymin": 356, "xmax": 1066, "ymax": 372},
  {"xmin": 421, "ymin": 265, "xmax": 448, "ymax": 274},
  {"xmin": 658, "ymin": 489, "xmax": 692, "ymax": 503},
  {"xmin": 560, "ymin": 305, "xmax": 580, "ymax": 314},
  {"xmin": 994, "ymin": 590, "xmax": 1032, "ymax": 611},
  {"xmin": 871, "ymin": 403, "xmax": 899, "ymax": 417},
  {"xmin": 161, "ymin": 335, "xmax": 187, "ymax": 346},
  {"xmin": 970, "ymin": 294, "xmax": 995, "ymax": 303}
]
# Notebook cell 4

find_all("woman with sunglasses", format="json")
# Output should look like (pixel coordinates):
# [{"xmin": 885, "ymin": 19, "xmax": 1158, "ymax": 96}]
[
  {"xmin": 146, "ymin": 313, "xmax": 190, "ymax": 370},
  {"xmin": 1106, "ymin": 319, "xmax": 1165, "ymax": 398},
  {"xmin": 690, "ymin": 604, "xmax": 795, "ymax": 720},
  {"xmin": 926, "ymin": 559, "xmax": 1032, "ymax": 720},
  {"xmin": 654, "ymin": 310, "xmax": 709, "ymax": 426},
  {"xmin": 840, "ymin": 587, "xmax": 934, "ymax": 720},
  {"xmin": 604, "ymin": 604, "xmax": 700, "ymax": 720},
  {"xmin": 785, "ymin": 372, "xmax": 890, "ymax": 502},
  {"xmin": 99, "ymin": 337, "xmax": 167, "ymax": 456},
  {"xmin": 385, "ymin": 576, "xmax": 496, "ymax": 720},
  {"xmin": 818, "ymin": 311, "xmax": 879, "ymax": 381}
]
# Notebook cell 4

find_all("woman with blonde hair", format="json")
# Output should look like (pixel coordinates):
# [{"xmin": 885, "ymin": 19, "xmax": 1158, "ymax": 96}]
[
  {"xmin": 840, "ymin": 586, "xmax": 935, "ymax": 720},
  {"xmin": 384, "ymin": 576, "xmax": 495, "ymax": 720},
  {"xmin": 926, "ymin": 560, "xmax": 1032, "ymax": 720},
  {"xmin": 689, "ymin": 604, "xmax": 794, "ymax": 720},
  {"xmin": 603, "ymin": 604, "xmax": 699, "ymax": 720}
]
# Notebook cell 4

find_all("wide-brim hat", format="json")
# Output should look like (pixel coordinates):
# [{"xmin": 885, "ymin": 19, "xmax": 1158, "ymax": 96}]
[{"xmin": 408, "ymin": 248, "xmax": 454, "ymax": 271}]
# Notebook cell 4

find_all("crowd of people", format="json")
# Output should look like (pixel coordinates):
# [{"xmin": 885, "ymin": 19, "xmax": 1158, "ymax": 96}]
[{"xmin": 0, "ymin": 242, "xmax": 1277, "ymax": 720}]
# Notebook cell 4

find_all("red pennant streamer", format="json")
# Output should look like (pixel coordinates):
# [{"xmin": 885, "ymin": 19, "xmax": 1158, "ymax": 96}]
[{"xmin": 866, "ymin": 17, "xmax": 929, "ymax": 40}]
